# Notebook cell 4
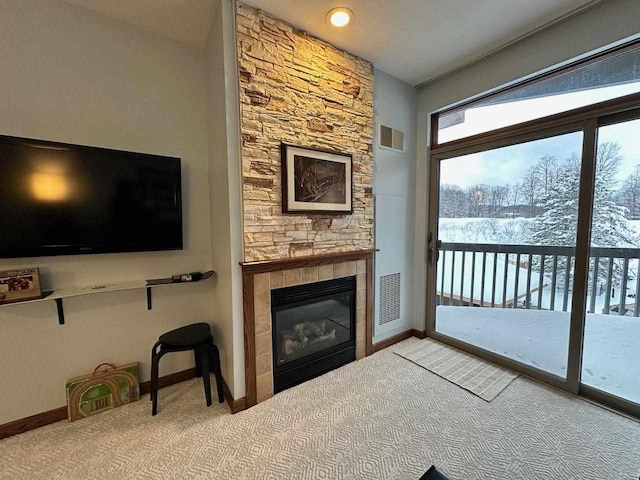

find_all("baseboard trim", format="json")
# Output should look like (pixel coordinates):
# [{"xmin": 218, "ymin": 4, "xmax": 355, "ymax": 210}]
[
  {"xmin": 139, "ymin": 367, "xmax": 198, "ymax": 395},
  {"xmin": 0, "ymin": 366, "xmax": 245, "ymax": 440},
  {"xmin": 0, "ymin": 406, "xmax": 68, "ymax": 441},
  {"xmin": 140, "ymin": 368, "xmax": 247, "ymax": 414},
  {"xmin": 222, "ymin": 378, "xmax": 247, "ymax": 414},
  {"xmin": 411, "ymin": 328, "xmax": 427, "ymax": 339},
  {"xmin": 371, "ymin": 328, "xmax": 427, "ymax": 353}
]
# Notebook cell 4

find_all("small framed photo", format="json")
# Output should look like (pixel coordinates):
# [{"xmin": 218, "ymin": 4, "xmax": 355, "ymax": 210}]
[
  {"xmin": 281, "ymin": 143, "xmax": 353, "ymax": 214},
  {"xmin": 0, "ymin": 268, "xmax": 42, "ymax": 304}
]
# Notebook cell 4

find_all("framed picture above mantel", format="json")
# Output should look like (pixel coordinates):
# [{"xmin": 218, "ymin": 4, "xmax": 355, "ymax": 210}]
[{"xmin": 281, "ymin": 143, "xmax": 353, "ymax": 214}]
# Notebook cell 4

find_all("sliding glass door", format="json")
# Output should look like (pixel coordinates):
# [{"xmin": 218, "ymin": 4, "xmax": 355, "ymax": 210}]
[
  {"xmin": 434, "ymin": 133, "xmax": 583, "ymax": 380},
  {"xmin": 427, "ymin": 101, "xmax": 640, "ymax": 417},
  {"xmin": 582, "ymin": 117, "xmax": 640, "ymax": 407}
]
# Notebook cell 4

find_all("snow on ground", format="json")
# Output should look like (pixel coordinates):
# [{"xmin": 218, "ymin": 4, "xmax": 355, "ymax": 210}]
[
  {"xmin": 437, "ymin": 306, "xmax": 640, "ymax": 404},
  {"xmin": 438, "ymin": 217, "xmax": 534, "ymax": 244},
  {"xmin": 439, "ymin": 217, "xmax": 640, "ymax": 244}
]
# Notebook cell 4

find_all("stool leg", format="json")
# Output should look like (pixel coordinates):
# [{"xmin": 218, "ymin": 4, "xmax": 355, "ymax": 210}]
[
  {"xmin": 195, "ymin": 350, "xmax": 202, "ymax": 378},
  {"xmin": 151, "ymin": 351, "xmax": 161, "ymax": 416},
  {"xmin": 209, "ymin": 344, "xmax": 224, "ymax": 403},
  {"xmin": 150, "ymin": 341, "xmax": 161, "ymax": 403},
  {"xmin": 199, "ymin": 346, "xmax": 212, "ymax": 407}
]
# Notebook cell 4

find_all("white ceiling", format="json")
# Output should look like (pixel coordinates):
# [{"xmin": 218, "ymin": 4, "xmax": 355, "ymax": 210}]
[
  {"xmin": 61, "ymin": 0, "xmax": 598, "ymax": 86},
  {"xmin": 61, "ymin": 0, "xmax": 219, "ymax": 47},
  {"xmin": 242, "ymin": 0, "xmax": 598, "ymax": 86}
]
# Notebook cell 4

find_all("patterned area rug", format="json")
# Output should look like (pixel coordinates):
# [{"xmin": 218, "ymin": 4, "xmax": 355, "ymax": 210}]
[
  {"xmin": 1, "ymin": 341, "xmax": 639, "ymax": 479},
  {"xmin": 395, "ymin": 337, "xmax": 518, "ymax": 401}
]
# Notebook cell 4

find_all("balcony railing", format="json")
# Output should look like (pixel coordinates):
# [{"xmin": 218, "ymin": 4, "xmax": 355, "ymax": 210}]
[{"xmin": 437, "ymin": 242, "xmax": 640, "ymax": 316}]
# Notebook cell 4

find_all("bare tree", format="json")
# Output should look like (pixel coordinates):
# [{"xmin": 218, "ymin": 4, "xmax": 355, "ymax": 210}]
[
  {"xmin": 465, "ymin": 184, "xmax": 490, "ymax": 218},
  {"xmin": 536, "ymin": 155, "xmax": 558, "ymax": 200},
  {"xmin": 521, "ymin": 166, "xmax": 538, "ymax": 218},
  {"xmin": 488, "ymin": 185, "xmax": 508, "ymax": 217},
  {"xmin": 596, "ymin": 141, "xmax": 623, "ymax": 175},
  {"xmin": 504, "ymin": 183, "xmax": 522, "ymax": 218},
  {"xmin": 439, "ymin": 184, "xmax": 467, "ymax": 218}
]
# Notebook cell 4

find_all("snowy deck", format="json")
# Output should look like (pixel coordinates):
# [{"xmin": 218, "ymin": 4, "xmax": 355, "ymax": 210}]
[{"xmin": 437, "ymin": 306, "xmax": 640, "ymax": 404}]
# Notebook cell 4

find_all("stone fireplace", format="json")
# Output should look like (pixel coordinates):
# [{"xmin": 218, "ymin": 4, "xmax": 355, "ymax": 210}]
[
  {"xmin": 236, "ymin": 4, "xmax": 376, "ymax": 408},
  {"xmin": 241, "ymin": 251, "xmax": 373, "ymax": 406}
]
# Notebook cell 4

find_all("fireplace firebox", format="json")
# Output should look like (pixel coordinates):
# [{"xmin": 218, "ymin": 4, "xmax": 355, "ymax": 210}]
[{"xmin": 271, "ymin": 276, "xmax": 356, "ymax": 393}]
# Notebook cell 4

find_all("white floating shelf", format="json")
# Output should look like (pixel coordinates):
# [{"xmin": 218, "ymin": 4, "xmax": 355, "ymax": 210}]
[{"xmin": 0, "ymin": 271, "xmax": 216, "ymax": 324}]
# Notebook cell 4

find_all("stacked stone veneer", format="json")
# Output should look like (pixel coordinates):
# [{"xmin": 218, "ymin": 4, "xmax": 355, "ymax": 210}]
[
  {"xmin": 236, "ymin": 3, "xmax": 374, "ymax": 262},
  {"xmin": 252, "ymin": 259, "xmax": 368, "ymax": 403}
]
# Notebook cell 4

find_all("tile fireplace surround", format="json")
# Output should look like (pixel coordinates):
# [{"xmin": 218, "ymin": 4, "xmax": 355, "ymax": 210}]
[{"xmin": 241, "ymin": 250, "xmax": 375, "ymax": 407}]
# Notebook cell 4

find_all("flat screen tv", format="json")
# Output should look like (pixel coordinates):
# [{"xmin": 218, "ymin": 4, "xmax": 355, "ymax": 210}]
[{"xmin": 0, "ymin": 135, "xmax": 183, "ymax": 258}]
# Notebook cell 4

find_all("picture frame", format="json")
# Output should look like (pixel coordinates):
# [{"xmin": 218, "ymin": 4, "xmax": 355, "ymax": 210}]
[
  {"xmin": 281, "ymin": 143, "xmax": 353, "ymax": 214},
  {"xmin": 0, "ymin": 267, "xmax": 42, "ymax": 304}
]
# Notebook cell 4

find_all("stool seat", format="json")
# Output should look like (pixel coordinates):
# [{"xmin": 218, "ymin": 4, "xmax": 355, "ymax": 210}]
[{"xmin": 159, "ymin": 322, "xmax": 211, "ymax": 347}]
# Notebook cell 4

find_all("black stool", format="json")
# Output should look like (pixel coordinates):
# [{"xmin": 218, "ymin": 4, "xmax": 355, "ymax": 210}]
[{"xmin": 150, "ymin": 322, "xmax": 224, "ymax": 416}]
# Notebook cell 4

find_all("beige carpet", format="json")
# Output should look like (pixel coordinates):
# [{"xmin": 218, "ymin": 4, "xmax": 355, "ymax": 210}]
[
  {"xmin": 395, "ymin": 337, "xmax": 518, "ymax": 401},
  {"xmin": 1, "ymin": 340, "xmax": 640, "ymax": 479}
]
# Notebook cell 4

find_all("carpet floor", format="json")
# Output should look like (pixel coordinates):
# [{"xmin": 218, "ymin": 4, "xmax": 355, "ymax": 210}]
[{"xmin": 1, "ymin": 339, "xmax": 639, "ymax": 479}]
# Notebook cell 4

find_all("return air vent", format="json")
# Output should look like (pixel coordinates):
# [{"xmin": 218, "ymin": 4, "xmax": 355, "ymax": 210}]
[
  {"xmin": 379, "ymin": 273, "xmax": 401, "ymax": 325},
  {"xmin": 379, "ymin": 125, "xmax": 404, "ymax": 152}
]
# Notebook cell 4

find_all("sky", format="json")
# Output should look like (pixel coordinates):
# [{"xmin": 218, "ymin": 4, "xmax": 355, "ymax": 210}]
[{"xmin": 439, "ymin": 84, "xmax": 640, "ymax": 188}]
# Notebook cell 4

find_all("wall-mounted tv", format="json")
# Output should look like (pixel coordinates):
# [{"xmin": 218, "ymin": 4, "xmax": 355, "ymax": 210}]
[{"xmin": 0, "ymin": 135, "xmax": 183, "ymax": 258}]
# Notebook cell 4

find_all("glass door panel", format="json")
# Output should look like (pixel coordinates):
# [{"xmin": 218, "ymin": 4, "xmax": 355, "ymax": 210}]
[
  {"xmin": 434, "ymin": 132, "xmax": 584, "ymax": 378},
  {"xmin": 582, "ymin": 118, "xmax": 640, "ymax": 405}
]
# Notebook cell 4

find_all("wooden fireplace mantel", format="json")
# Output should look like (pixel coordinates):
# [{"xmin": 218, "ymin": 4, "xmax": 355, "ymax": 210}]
[
  {"xmin": 241, "ymin": 249, "xmax": 376, "ymax": 408},
  {"xmin": 240, "ymin": 249, "xmax": 377, "ymax": 274}
]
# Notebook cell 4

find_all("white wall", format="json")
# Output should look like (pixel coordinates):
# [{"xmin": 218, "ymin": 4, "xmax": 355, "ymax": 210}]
[
  {"xmin": 207, "ymin": 0, "xmax": 246, "ymax": 400},
  {"xmin": 412, "ymin": 0, "xmax": 640, "ymax": 331},
  {"xmin": 373, "ymin": 69, "xmax": 418, "ymax": 341},
  {"xmin": 0, "ymin": 0, "xmax": 213, "ymax": 424}
]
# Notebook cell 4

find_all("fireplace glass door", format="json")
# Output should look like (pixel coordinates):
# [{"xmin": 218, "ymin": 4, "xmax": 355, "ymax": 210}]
[
  {"xmin": 271, "ymin": 276, "xmax": 356, "ymax": 392},
  {"xmin": 274, "ymin": 291, "xmax": 353, "ymax": 366}
]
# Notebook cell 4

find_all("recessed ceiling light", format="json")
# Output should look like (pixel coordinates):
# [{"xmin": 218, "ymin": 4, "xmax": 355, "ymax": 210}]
[{"xmin": 326, "ymin": 7, "xmax": 354, "ymax": 28}]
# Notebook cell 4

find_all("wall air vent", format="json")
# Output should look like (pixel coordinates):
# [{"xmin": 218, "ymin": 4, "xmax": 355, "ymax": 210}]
[
  {"xmin": 379, "ymin": 125, "xmax": 404, "ymax": 152},
  {"xmin": 379, "ymin": 273, "xmax": 401, "ymax": 325}
]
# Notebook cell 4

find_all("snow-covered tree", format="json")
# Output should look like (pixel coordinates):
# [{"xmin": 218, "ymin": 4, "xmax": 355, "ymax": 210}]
[
  {"xmin": 617, "ymin": 165, "xmax": 640, "ymax": 219},
  {"xmin": 591, "ymin": 142, "xmax": 637, "ymax": 249},
  {"xmin": 533, "ymin": 143, "xmax": 638, "ymax": 287},
  {"xmin": 532, "ymin": 153, "xmax": 582, "ymax": 248}
]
